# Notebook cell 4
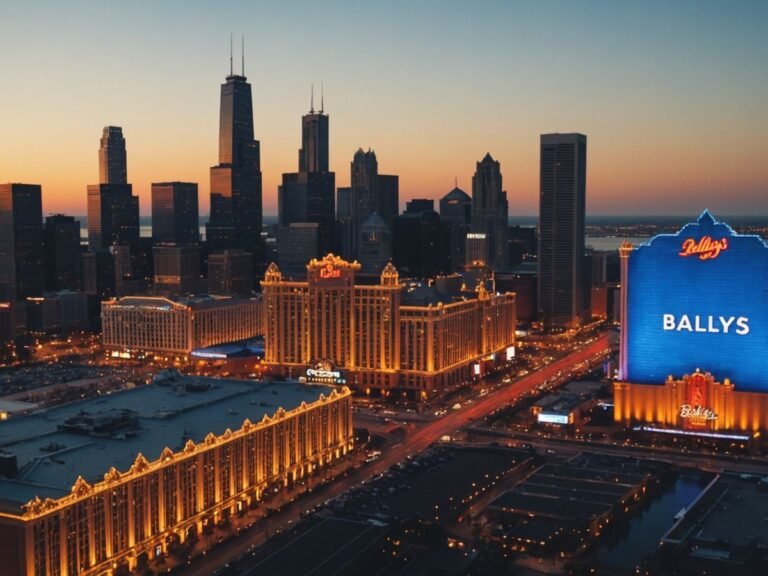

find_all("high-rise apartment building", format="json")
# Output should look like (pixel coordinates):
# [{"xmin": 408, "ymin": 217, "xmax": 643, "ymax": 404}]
[
  {"xmin": 439, "ymin": 186, "xmax": 472, "ymax": 271},
  {"xmin": 151, "ymin": 182, "xmax": 200, "ymax": 244},
  {"xmin": 471, "ymin": 153, "xmax": 508, "ymax": 272},
  {"xmin": 538, "ymin": 133, "xmax": 588, "ymax": 329},
  {"xmin": 206, "ymin": 62, "xmax": 262, "ymax": 259},
  {"xmin": 44, "ymin": 214, "xmax": 82, "ymax": 291},
  {"xmin": 98, "ymin": 126, "xmax": 127, "ymax": 185}
]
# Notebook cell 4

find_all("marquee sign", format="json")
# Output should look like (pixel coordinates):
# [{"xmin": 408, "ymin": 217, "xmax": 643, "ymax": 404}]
[
  {"xmin": 300, "ymin": 360, "xmax": 346, "ymax": 385},
  {"xmin": 624, "ymin": 210, "xmax": 768, "ymax": 392}
]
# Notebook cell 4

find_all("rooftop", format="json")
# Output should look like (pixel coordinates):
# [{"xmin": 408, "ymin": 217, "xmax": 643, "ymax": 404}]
[{"xmin": 0, "ymin": 372, "xmax": 336, "ymax": 513}]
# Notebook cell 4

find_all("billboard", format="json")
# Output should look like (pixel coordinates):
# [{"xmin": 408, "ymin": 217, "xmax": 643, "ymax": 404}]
[{"xmin": 625, "ymin": 210, "xmax": 768, "ymax": 392}]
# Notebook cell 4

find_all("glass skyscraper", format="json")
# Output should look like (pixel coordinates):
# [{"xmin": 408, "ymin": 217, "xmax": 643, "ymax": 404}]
[
  {"xmin": 206, "ymin": 67, "xmax": 263, "ymax": 257},
  {"xmin": 538, "ymin": 133, "xmax": 588, "ymax": 329},
  {"xmin": 98, "ymin": 126, "xmax": 127, "ymax": 185}
]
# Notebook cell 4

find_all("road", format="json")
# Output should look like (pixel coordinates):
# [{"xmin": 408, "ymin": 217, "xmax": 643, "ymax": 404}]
[
  {"xmin": 177, "ymin": 333, "xmax": 613, "ymax": 576},
  {"xmin": 468, "ymin": 427, "xmax": 768, "ymax": 475}
]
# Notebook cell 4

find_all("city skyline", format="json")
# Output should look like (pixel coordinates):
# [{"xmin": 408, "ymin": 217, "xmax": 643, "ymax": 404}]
[{"xmin": 1, "ymin": 1, "xmax": 767, "ymax": 218}]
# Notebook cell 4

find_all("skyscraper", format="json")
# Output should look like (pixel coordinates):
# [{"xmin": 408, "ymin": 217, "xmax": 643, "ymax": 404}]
[
  {"xmin": 277, "ymin": 95, "xmax": 335, "ymax": 255},
  {"xmin": 393, "ymin": 201, "xmax": 449, "ymax": 279},
  {"xmin": 439, "ymin": 186, "xmax": 472, "ymax": 271},
  {"xmin": 206, "ymin": 54, "xmax": 263, "ymax": 259},
  {"xmin": 349, "ymin": 149, "xmax": 399, "ymax": 259},
  {"xmin": 471, "ymin": 153, "xmax": 508, "ymax": 271},
  {"xmin": 299, "ymin": 90, "xmax": 329, "ymax": 173},
  {"xmin": 88, "ymin": 126, "xmax": 139, "ymax": 251},
  {"xmin": 44, "ymin": 215, "xmax": 82, "ymax": 291},
  {"xmin": 98, "ymin": 126, "xmax": 127, "ymax": 185},
  {"xmin": 538, "ymin": 133, "xmax": 588, "ymax": 329},
  {"xmin": 151, "ymin": 182, "xmax": 200, "ymax": 244},
  {"xmin": 0, "ymin": 184, "xmax": 45, "ymax": 303},
  {"xmin": 87, "ymin": 184, "xmax": 139, "ymax": 250}
]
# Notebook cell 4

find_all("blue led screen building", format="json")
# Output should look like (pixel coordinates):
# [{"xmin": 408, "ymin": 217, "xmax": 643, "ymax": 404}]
[{"xmin": 621, "ymin": 210, "xmax": 768, "ymax": 392}]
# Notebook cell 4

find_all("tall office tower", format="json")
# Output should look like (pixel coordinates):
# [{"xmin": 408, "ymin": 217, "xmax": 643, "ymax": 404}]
[
  {"xmin": 393, "ymin": 201, "xmax": 448, "ymax": 279},
  {"xmin": 208, "ymin": 249, "xmax": 254, "ymax": 296},
  {"xmin": 0, "ymin": 184, "xmax": 45, "ymax": 304},
  {"xmin": 151, "ymin": 182, "xmax": 200, "ymax": 244},
  {"xmin": 349, "ymin": 149, "xmax": 399, "ymax": 258},
  {"xmin": 376, "ymin": 174, "xmax": 399, "ymax": 226},
  {"xmin": 336, "ymin": 186, "xmax": 354, "ymax": 258},
  {"xmin": 299, "ymin": 92, "xmax": 329, "ymax": 173},
  {"xmin": 206, "ymin": 57, "xmax": 263, "ymax": 261},
  {"xmin": 88, "ymin": 127, "xmax": 139, "ymax": 251},
  {"xmin": 471, "ymin": 153, "xmax": 508, "ymax": 272},
  {"xmin": 98, "ymin": 126, "xmax": 127, "ymax": 185},
  {"xmin": 358, "ymin": 212, "xmax": 391, "ymax": 274},
  {"xmin": 439, "ymin": 186, "xmax": 472, "ymax": 271},
  {"xmin": 44, "ymin": 215, "xmax": 82, "ymax": 291},
  {"xmin": 87, "ymin": 184, "xmax": 139, "ymax": 250},
  {"xmin": 538, "ymin": 133, "xmax": 588, "ymax": 329},
  {"xmin": 278, "ymin": 98, "xmax": 335, "ymax": 256}
]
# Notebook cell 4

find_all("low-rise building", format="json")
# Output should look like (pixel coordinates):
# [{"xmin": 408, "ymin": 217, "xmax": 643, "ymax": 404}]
[{"xmin": 101, "ymin": 295, "xmax": 262, "ymax": 357}]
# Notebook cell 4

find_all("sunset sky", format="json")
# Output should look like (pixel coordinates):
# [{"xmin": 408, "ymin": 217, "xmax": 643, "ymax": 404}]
[{"xmin": 1, "ymin": 0, "xmax": 766, "ymax": 217}]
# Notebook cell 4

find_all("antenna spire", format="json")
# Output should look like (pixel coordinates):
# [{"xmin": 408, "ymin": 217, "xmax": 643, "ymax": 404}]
[
  {"xmin": 320, "ymin": 83, "xmax": 324, "ymax": 113},
  {"xmin": 241, "ymin": 35, "xmax": 244, "ymax": 76},
  {"xmin": 310, "ymin": 84, "xmax": 314, "ymax": 114},
  {"xmin": 229, "ymin": 34, "xmax": 233, "ymax": 76},
  {"xmin": 454, "ymin": 176, "xmax": 458, "ymax": 188}
]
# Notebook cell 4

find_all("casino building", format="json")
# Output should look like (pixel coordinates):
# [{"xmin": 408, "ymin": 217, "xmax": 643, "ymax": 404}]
[
  {"xmin": 101, "ymin": 295, "xmax": 263, "ymax": 358},
  {"xmin": 614, "ymin": 211, "xmax": 768, "ymax": 435},
  {"xmin": 262, "ymin": 254, "xmax": 517, "ymax": 397},
  {"xmin": 0, "ymin": 372, "xmax": 352, "ymax": 576}
]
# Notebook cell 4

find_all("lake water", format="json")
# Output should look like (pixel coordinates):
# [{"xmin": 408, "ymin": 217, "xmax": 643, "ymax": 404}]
[
  {"xmin": 598, "ymin": 476, "xmax": 706, "ymax": 572},
  {"xmin": 585, "ymin": 236, "xmax": 651, "ymax": 251}
]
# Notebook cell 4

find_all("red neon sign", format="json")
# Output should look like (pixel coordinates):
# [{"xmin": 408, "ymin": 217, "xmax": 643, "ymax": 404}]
[
  {"xmin": 679, "ymin": 236, "xmax": 728, "ymax": 260},
  {"xmin": 319, "ymin": 264, "xmax": 341, "ymax": 279}
]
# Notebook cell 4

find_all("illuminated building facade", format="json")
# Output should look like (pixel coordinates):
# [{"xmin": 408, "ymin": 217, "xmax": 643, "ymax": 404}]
[
  {"xmin": 615, "ymin": 211, "xmax": 768, "ymax": 434},
  {"xmin": 101, "ymin": 295, "xmax": 262, "ymax": 357},
  {"xmin": 0, "ymin": 375, "xmax": 353, "ymax": 576},
  {"xmin": 262, "ymin": 254, "xmax": 516, "ymax": 396}
]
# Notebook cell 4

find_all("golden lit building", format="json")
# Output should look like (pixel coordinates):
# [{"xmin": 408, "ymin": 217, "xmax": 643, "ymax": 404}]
[
  {"xmin": 262, "ymin": 254, "xmax": 516, "ymax": 397},
  {"xmin": 101, "ymin": 295, "xmax": 262, "ymax": 357},
  {"xmin": 0, "ymin": 372, "xmax": 353, "ymax": 576}
]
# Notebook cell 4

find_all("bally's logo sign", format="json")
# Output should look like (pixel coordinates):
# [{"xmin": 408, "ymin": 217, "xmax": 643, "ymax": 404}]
[
  {"xmin": 663, "ymin": 314, "xmax": 749, "ymax": 335},
  {"xmin": 679, "ymin": 236, "xmax": 728, "ymax": 260},
  {"xmin": 679, "ymin": 404, "xmax": 718, "ymax": 421}
]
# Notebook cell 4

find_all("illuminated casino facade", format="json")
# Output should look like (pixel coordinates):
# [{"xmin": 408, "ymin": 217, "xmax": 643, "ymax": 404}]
[
  {"xmin": 614, "ymin": 210, "xmax": 768, "ymax": 434},
  {"xmin": 0, "ymin": 373, "xmax": 352, "ymax": 576},
  {"xmin": 262, "ymin": 254, "xmax": 517, "ymax": 397},
  {"xmin": 101, "ymin": 295, "xmax": 263, "ymax": 358}
]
